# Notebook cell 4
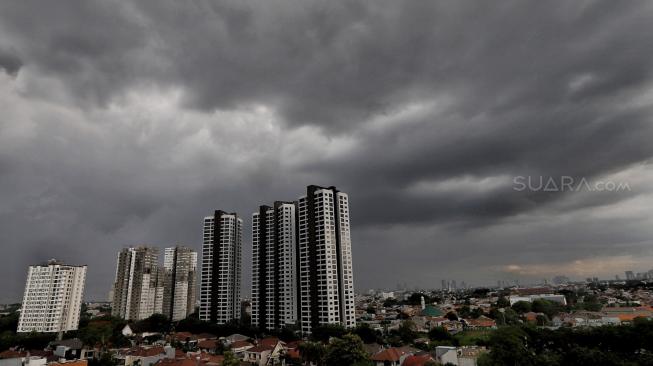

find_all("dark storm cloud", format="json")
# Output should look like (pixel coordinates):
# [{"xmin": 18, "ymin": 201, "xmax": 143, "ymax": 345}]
[
  {"xmin": 0, "ymin": 49, "xmax": 22, "ymax": 76},
  {"xmin": 1, "ymin": 0, "xmax": 653, "ymax": 300}
]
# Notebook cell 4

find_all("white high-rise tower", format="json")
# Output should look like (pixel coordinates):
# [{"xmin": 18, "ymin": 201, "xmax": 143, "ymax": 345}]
[
  {"xmin": 18, "ymin": 260, "xmax": 87, "ymax": 333},
  {"xmin": 298, "ymin": 185, "xmax": 355, "ymax": 334},
  {"xmin": 251, "ymin": 201, "xmax": 298, "ymax": 331},
  {"xmin": 111, "ymin": 246, "xmax": 164, "ymax": 320},
  {"xmin": 163, "ymin": 246, "xmax": 198, "ymax": 321},
  {"xmin": 199, "ymin": 210, "xmax": 243, "ymax": 324}
]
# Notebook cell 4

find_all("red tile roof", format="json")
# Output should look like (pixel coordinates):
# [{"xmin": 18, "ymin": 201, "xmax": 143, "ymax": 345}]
[
  {"xmin": 247, "ymin": 344, "xmax": 275, "ymax": 353},
  {"xmin": 370, "ymin": 348, "xmax": 411, "ymax": 362},
  {"xmin": 174, "ymin": 332, "xmax": 197, "ymax": 342},
  {"xmin": 197, "ymin": 340, "xmax": 218, "ymax": 349},
  {"xmin": 403, "ymin": 354, "xmax": 435, "ymax": 366},
  {"xmin": 0, "ymin": 350, "xmax": 26, "ymax": 359},
  {"xmin": 125, "ymin": 346, "xmax": 166, "ymax": 357},
  {"xmin": 258, "ymin": 337, "xmax": 280, "ymax": 348}
]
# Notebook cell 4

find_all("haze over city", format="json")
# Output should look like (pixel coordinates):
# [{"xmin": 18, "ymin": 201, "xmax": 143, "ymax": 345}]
[{"xmin": 2, "ymin": 0, "xmax": 653, "ymax": 303}]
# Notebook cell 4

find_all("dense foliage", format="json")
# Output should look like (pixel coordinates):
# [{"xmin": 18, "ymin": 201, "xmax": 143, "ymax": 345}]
[{"xmin": 479, "ymin": 318, "xmax": 653, "ymax": 366}]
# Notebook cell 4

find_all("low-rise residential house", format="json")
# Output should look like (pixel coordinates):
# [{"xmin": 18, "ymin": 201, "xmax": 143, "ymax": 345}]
[
  {"xmin": 458, "ymin": 347, "xmax": 487, "ymax": 366},
  {"xmin": 435, "ymin": 346, "xmax": 487, "ymax": 366},
  {"xmin": 118, "ymin": 346, "xmax": 169, "ymax": 366},
  {"xmin": 228, "ymin": 340, "xmax": 254, "ymax": 356},
  {"xmin": 154, "ymin": 352, "xmax": 224, "ymax": 366},
  {"xmin": 402, "ymin": 352, "xmax": 436, "ymax": 366},
  {"xmin": 0, "ymin": 351, "xmax": 44, "ymax": 366},
  {"xmin": 435, "ymin": 346, "xmax": 457, "ymax": 365},
  {"xmin": 49, "ymin": 361, "xmax": 88, "ymax": 366},
  {"xmin": 49, "ymin": 339, "xmax": 84, "ymax": 360},
  {"xmin": 363, "ymin": 343, "xmax": 384, "ymax": 357},
  {"xmin": 196, "ymin": 340, "xmax": 219, "ymax": 354},
  {"xmin": 243, "ymin": 338, "xmax": 285, "ymax": 366},
  {"xmin": 223, "ymin": 334, "xmax": 249, "ymax": 346},
  {"xmin": 122, "ymin": 325, "xmax": 134, "ymax": 337},
  {"xmin": 370, "ymin": 347, "xmax": 418, "ymax": 366},
  {"xmin": 442, "ymin": 321, "xmax": 463, "ymax": 334},
  {"xmin": 463, "ymin": 316, "xmax": 496, "ymax": 329}
]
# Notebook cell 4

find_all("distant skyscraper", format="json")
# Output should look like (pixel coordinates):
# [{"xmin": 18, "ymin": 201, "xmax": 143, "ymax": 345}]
[
  {"xmin": 18, "ymin": 260, "xmax": 86, "ymax": 333},
  {"xmin": 111, "ymin": 246, "xmax": 164, "ymax": 320},
  {"xmin": 298, "ymin": 185, "xmax": 355, "ymax": 334},
  {"xmin": 163, "ymin": 246, "xmax": 198, "ymax": 321},
  {"xmin": 625, "ymin": 271, "xmax": 635, "ymax": 281},
  {"xmin": 251, "ymin": 202, "xmax": 299, "ymax": 331},
  {"xmin": 199, "ymin": 210, "xmax": 243, "ymax": 324}
]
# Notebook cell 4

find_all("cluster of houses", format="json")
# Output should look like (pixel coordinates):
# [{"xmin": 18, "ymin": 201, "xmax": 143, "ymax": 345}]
[
  {"xmin": 356, "ymin": 284, "xmax": 653, "ymax": 332},
  {"xmin": 0, "ymin": 330, "xmax": 488, "ymax": 366},
  {"xmin": 0, "ymin": 339, "xmax": 93, "ymax": 366}
]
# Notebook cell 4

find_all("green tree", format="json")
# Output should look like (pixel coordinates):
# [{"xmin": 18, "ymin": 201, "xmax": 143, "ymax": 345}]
[
  {"xmin": 133, "ymin": 313, "xmax": 170, "ymax": 333},
  {"xmin": 397, "ymin": 320, "xmax": 417, "ymax": 344},
  {"xmin": 324, "ymin": 334, "xmax": 371, "ymax": 366},
  {"xmin": 495, "ymin": 297, "xmax": 510, "ymax": 308},
  {"xmin": 407, "ymin": 293, "xmax": 429, "ymax": 306},
  {"xmin": 483, "ymin": 326, "xmax": 533, "ymax": 365},
  {"xmin": 458, "ymin": 306, "xmax": 472, "ymax": 319},
  {"xmin": 299, "ymin": 341, "xmax": 326, "ymax": 366},
  {"xmin": 511, "ymin": 301, "xmax": 532, "ymax": 314},
  {"xmin": 470, "ymin": 308, "xmax": 484, "ymax": 319},
  {"xmin": 352, "ymin": 323, "xmax": 381, "ymax": 344},
  {"xmin": 428, "ymin": 327, "xmax": 452, "ymax": 342},
  {"xmin": 383, "ymin": 298, "xmax": 398, "ymax": 307},
  {"xmin": 222, "ymin": 351, "xmax": 240, "ymax": 366},
  {"xmin": 531, "ymin": 299, "xmax": 561, "ymax": 319},
  {"xmin": 310, "ymin": 324, "xmax": 346, "ymax": 342}
]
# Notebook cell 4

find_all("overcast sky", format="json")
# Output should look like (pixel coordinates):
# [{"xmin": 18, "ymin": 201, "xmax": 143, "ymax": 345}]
[{"xmin": 2, "ymin": 1, "xmax": 653, "ymax": 302}]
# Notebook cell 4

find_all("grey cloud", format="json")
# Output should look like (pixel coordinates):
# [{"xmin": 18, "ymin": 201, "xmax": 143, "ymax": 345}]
[
  {"xmin": 0, "ymin": 49, "xmax": 22, "ymax": 75},
  {"xmin": 1, "ymin": 0, "xmax": 653, "ymax": 300}
]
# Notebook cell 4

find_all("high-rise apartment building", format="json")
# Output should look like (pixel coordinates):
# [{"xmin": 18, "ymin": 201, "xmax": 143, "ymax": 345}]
[
  {"xmin": 251, "ymin": 202, "xmax": 299, "ymax": 331},
  {"xmin": 111, "ymin": 246, "xmax": 164, "ymax": 320},
  {"xmin": 17, "ymin": 260, "xmax": 87, "ymax": 333},
  {"xmin": 298, "ymin": 185, "xmax": 355, "ymax": 334},
  {"xmin": 163, "ymin": 246, "xmax": 198, "ymax": 321},
  {"xmin": 199, "ymin": 211, "xmax": 243, "ymax": 324}
]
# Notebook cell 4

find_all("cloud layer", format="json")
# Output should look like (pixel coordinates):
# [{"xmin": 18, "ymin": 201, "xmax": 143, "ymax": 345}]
[{"xmin": 1, "ymin": 0, "xmax": 653, "ymax": 301}]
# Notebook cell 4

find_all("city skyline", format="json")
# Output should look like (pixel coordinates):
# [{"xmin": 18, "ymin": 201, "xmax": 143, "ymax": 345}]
[{"xmin": 2, "ymin": 1, "xmax": 653, "ymax": 303}]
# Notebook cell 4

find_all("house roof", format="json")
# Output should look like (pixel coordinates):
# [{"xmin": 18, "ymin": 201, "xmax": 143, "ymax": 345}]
[
  {"xmin": 370, "ymin": 347, "xmax": 414, "ymax": 362},
  {"xmin": 124, "ymin": 346, "xmax": 166, "ymax": 357},
  {"xmin": 196, "ymin": 333, "xmax": 217, "ymax": 340},
  {"xmin": 466, "ymin": 316, "xmax": 497, "ymax": 327},
  {"xmin": 421, "ymin": 305, "xmax": 443, "ymax": 317},
  {"xmin": 258, "ymin": 337, "xmax": 281, "ymax": 348},
  {"xmin": 174, "ymin": 332, "xmax": 195, "ymax": 342},
  {"xmin": 403, "ymin": 353, "xmax": 435, "ymax": 366},
  {"xmin": 155, "ymin": 359, "xmax": 198, "ymax": 366},
  {"xmin": 154, "ymin": 354, "xmax": 224, "ymax": 366},
  {"xmin": 225, "ymin": 334, "xmax": 249, "ymax": 343},
  {"xmin": 49, "ymin": 360, "xmax": 88, "ymax": 366},
  {"xmin": 197, "ymin": 340, "xmax": 218, "ymax": 350},
  {"xmin": 247, "ymin": 344, "xmax": 275, "ymax": 353},
  {"xmin": 229, "ymin": 340, "xmax": 253, "ymax": 349},
  {"xmin": 0, "ymin": 350, "xmax": 26, "ymax": 359},
  {"xmin": 286, "ymin": 348, "xmax": 301, "ymax": 360},
  {"xmin": 50, "ymin": 338, "xmax": 83, "ymax": 349}
]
